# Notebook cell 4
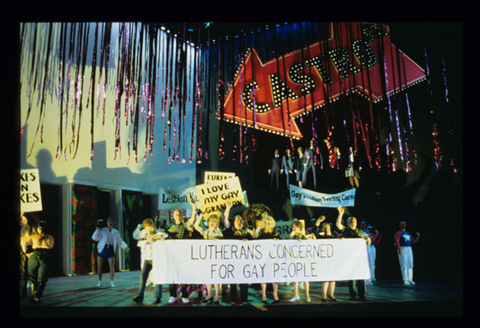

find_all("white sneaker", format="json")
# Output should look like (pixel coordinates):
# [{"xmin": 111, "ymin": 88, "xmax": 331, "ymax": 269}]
[
  {"xmin": 409, "ymin": 280, "xmax": 416, "ymax": 285},
  {"xmin": 306, "ymin": 298, "xmax": 311, "ymax": 303},
  {"xmin": 182, "ymin": 298, "xmax": 189, "ymax": 303},
  {"xmin": 288, "ymin": 296, "xmax": 300, "ymax": 302},
  {"xmin": 403, "ymin": 280, "xmax": 411, "ymax": 285},
  {"xmin": 168, "ymin": 296, "xmax": 177, "ymax": 303},
  {"xmin": 96, "ymin": 281, "xmax": 102, "ymax": 287},
  {"xmin": 110, "ymin": 281, "xmax": 115, "ymax": 287}
]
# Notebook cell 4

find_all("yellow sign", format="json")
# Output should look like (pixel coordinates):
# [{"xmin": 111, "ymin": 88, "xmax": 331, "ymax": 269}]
[
  {"xmin": 204, "ymin": 171, "xmax": 236, "ymax": 184},
  {"xmin": 196, "ymin": 177, "xmax": 245, "ymax": 214}
]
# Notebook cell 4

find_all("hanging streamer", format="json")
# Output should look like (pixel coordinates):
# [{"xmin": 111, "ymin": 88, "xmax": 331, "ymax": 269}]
[
  {"xmin": 27, "ymin": 22, "xmax": 53, "ymax": 158},
  {"xmin": 441, "ymin": 50, "xmax": 457, "ymax": 173},
  {"xmin": 424, "ymin": 47, "xmax": 442, "ymax": 171}
]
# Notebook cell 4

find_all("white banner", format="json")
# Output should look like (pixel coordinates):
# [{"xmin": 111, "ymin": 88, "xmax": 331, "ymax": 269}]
[
  {"xmin": 151, "ymin": 239, "xmax": 370, "ymax": 284},
  {"xmin": 290, "ymin": 185, "xmax": 356, "ymax": 207},
  {"xmin": 20, "ymin": 168, "xmax": 42, "ymax": 212},
  {"xmin": 159, "ymin": 187, "xmax": 199, "ymax": 210}
]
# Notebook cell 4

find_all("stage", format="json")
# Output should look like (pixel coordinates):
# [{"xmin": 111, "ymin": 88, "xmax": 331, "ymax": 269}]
[{"xmin": 20, "ymin": 270, "xmax": 463, "ymax": 318}]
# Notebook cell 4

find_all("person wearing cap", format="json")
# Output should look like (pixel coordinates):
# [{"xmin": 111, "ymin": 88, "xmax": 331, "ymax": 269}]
[
  {"xmin": 335, "ymin": 206, "xmax": 371, "ymax": 301},
  {"xmin": 22, "ymin": 220, "xmax": 54, "ymax": 304},
  {"xmin": 92, "ymin": 217, "xmax": 130, "ymax": 287},
  {"xmin": 394, "ymin": 221, "xmax": 420, "ymax": 285}
]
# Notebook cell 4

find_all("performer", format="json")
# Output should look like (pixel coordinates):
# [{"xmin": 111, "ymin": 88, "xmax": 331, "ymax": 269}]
[
  {"xmin": 335, "ymin": 206, "xmax": 370, "ymax": 301},
  {"xmin": 360, "ymin": 221, "xmax": 379, "ymax": 286},
  {"xmin": 20, "ymin": 212, "xmax": 37, "ymax": 299},
  {"xmin": 369, "ymin": 224, "xmax": 381, "ymax": 282},
  {"xmin": 132, "ymin": 218, "xmax": 168, "ymax": 303},
  {"xmin": 22, "ymin": 220, "xmax": 54, "ymax": 304},
  {"xmin": 223, "ymin": 203, "xmax": 254, "ymax": 305},
  {"xmin": 294, "ymin": 147, "xmax": 306, "ymax": 188},
  {"xmin": 282, "ymin": 148, "xmax": 295, "ymax": 190},
  {"xmin": 303, "ymin": 139, "xmax": 323, "ymax": 190},
  {"xmin": 288, "ymin": 220, "xmax": 312, "ymax": 303},
  {"xmin": 394, "ymin": 221, "xmax": 420, "ymax": 285},
  {"xmin": 194, "ymin": 211, "xmax": 224, "ymax": 304},
  {"xmin": 268, "ymin": 149, "xmax": 282, "ymax": 190},
  {"xmin": 165, "ymin": 200, "xmax": 197, "ymax": 303},
  {"xmin": 345, "ymin": 146, "xmax": 362, "ymax": 189},
  {"xmin": 254, "ymin": 216, "xmax": 280, "ymax": 303},
  {"xmin": 92, "ymin": 217, "xmax": 130, "ymax": 287},
  {"xmin": 315, "ymin": 219, "xmax": 338, "ymax": 302}
]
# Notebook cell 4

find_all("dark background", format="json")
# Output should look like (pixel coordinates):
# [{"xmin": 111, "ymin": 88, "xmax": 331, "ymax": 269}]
[{"xmin": 196, "ymin": 22, "xmax": 463, "ymax": 284}]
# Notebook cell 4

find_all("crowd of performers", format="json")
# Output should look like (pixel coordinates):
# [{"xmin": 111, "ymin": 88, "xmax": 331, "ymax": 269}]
[
  {"xmin": 268, "ymin": 139, "xmax": 362, "ymax": 191},
  {"xmin": 20, "ymin": 200, "xmax": 420, "ymax": 305}
]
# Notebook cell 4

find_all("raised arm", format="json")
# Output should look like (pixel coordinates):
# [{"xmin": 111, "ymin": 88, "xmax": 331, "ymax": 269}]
[
  {"xmin": 223, "ymin": 202, "xmax": 233, "ymax": 229},
  {"xmin": 186, "ymin": 197, "xmax": 197, "ymax": 227},
  {"xmin": 335, "ymin": 206, "xmax": 346, "ymax": 231},
  {"xmin": 193, "ymin": 212, "xmax": 204, "ymax": 235}
]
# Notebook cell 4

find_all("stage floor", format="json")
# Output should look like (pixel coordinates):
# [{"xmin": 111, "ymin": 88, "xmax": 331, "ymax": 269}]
[{"xmin": 20, "ymin": 270, "xmax": 463, "ymax": 318}]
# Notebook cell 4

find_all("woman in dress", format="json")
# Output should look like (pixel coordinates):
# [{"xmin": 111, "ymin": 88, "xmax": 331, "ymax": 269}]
[
  {"xmin": 194, "ymin": 212, "xmax": 224, "ymax": 304},
  {"xmin": 254, "ymin": 216, "xmax": 280, "ymax": 303},
  {"xmin": 345, "ymin": 146, "xmax": 361, "ymax": 188},
  {"xmin": 288, "ymin": 220, "xmax": 313, "ymax": 303}
]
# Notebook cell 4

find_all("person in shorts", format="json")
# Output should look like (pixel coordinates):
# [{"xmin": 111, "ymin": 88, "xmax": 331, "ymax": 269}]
[{"xmin": 92, "ymin": 217, "xmax": 130, "ymax": 287}]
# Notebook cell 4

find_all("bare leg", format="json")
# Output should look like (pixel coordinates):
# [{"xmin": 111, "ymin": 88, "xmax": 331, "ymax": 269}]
[
  {"xmin": 206, "ymin": 284, "xmax": 212, "ymax": 299},
  {"xmin": 97, "ymin": 257, "xmax": 104, "ymax": 282},
  {"xmin": 329, "ymin": 281, "xmax": 336, "ymax": 299},
  {"xmin": 261, "ymin": 283, "xmax": 267, "ymax": 301},
  {"xmin": 322, "ymin": 282, "xmax": 328, "ymax": 299},
  {"xmin": 305, "ymin": 281, "xmax": 310, "ymax": 300},
  {"xmin": 292, "ymin": 282, "xmax": 299, "ymax": 298},
  {"xmin": 213, "ymin": 284, "xmax": 219, "ymax": 302},
  {"xmin": 108, "ymin": 257, "xmax": 115, "ymax": 281},
  {"xmin": 273, "ymin": 283, "xmax": 279, "ymax": 301}
]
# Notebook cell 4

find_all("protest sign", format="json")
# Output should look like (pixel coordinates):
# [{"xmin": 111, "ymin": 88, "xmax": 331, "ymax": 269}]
[
  {"xmin": 204, "ymin": 171, "xmax": 236, "ymax": 184},
  {"xmin": 195, "ymin": 177, "xmax": 245, "ymax": 214},
  {"xmin": 159, "ymin": 187, "xmax": 199, "ymax": 210},
  {"xmin": 151, "ymin": 238, "xmax": 370, "ymax": 284},
  {"xmin": 290, "ymin": 185, "xmax": 356, "ymax": 207},
  {"xmin": 20, "ymin": 168, "xmax": 42, "ymax": 212},
  {"xmin": 273, "ymin": 220, "xmax": 306, "ymax": 239}
]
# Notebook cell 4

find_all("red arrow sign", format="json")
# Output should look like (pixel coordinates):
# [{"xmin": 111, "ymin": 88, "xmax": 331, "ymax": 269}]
[{"xmin": 219, "ymin": 22, "xmax": 426, "ymax": 139}]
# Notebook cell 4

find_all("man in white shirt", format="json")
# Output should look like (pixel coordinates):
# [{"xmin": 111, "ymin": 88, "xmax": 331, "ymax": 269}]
[
  {"xmin": 132, "ymin": 219, "xmax": 168, "ymax": 303},
  {"xmin": 92, "ymin": 217, "xmax": 130, "ymax": 287}
]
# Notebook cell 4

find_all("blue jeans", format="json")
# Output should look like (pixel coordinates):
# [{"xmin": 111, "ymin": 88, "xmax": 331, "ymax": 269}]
[{"xmin": 137, "ymin": 260, "xmax": 162, "ymax": 298}]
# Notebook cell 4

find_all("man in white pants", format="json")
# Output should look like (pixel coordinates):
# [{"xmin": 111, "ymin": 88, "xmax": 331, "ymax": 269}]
[
  {"xmin": 361, "ymin": 222, "xmax": 379, "ymax": 285},
  {"xmin": 394, "ymin": 221, "xmax": 420, "ymax": 285}
]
